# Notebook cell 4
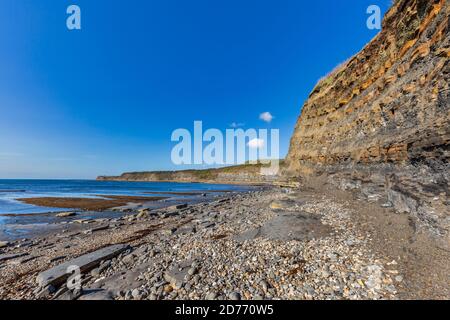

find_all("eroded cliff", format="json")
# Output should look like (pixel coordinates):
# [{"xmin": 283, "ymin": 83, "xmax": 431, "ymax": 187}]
[
  {"xmin": 97, "ymin": 163, "xmax": 279, "ymax": 185},
  {"xmin": 285, "ymin": 0, "xmax": 449, "ymax": 243}
]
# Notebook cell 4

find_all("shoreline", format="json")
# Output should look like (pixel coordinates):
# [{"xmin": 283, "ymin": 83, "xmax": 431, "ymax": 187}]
[
  {"xmin": 0, "ymin": 188, "xmax": 248, "ymax": 242},
  {"xmin": 0, "ymin": 184, "xmax": 447, "ymax": 300},
  {"xmin": 97, "ymin": 178, "xmax": 272, "ymax": 187}
]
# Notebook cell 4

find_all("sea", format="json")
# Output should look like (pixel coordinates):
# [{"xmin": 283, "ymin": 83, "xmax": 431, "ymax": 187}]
[{"xmin": 0, "ymin": 179, "xmax": 252, "ymax": 227}]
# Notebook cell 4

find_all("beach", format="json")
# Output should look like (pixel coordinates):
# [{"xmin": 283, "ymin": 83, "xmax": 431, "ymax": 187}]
[
  {"xmin": 0, "ymin": 180, "xmax": 252, "ymax": 239},
  {"xmin": 0, "ymin": 0, "xmax": 447, "ymax": 306},
  {"xmin": 1, "ymin": 182, "xmax": 448, "ymax": 300}
]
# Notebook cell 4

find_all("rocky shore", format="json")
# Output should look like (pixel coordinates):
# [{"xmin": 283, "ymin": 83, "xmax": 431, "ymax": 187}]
[{"xmin": 1, "ymin": 182, "xmax": 447, "ymax": 300}]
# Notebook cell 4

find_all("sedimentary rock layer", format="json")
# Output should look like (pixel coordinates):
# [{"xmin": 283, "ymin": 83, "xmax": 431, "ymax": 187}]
[{"xmin": 285, "ymin": 0, "xmax": 449, "ymax": 242}]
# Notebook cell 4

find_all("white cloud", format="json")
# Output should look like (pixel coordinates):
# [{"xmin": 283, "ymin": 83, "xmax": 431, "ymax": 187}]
[
  {"xmin": 259, "ymin": 112, "xmax": 274, "ymax": 123},
  {"xmin": 248, "ymin": 138, "xmax": 265, "ymax": 149}
]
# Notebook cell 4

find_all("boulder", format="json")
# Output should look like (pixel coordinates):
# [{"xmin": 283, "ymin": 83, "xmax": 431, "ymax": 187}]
[
  {"xmin": 83, "ymin": 225, "xmax": 109, "ymax": 234},
  {"xmin": 0, "ymin": 241, "xmax": 9, "ymax": 249},
  {"xmin": 167, "ymin": 203, "xmax": 188, "ymax": 211},
  {"xmin": 36, "ymin": 244, "xmax": 129, "ymax": 288},
  {"xmin": 56, "ymin": 212, "xmax": 77, "ymax": 218}
]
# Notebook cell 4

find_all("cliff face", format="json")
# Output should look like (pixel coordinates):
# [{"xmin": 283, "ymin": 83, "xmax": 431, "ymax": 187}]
[{"xmin": 285, "ymin": 0, "xmax": 449, "ymax": 241}]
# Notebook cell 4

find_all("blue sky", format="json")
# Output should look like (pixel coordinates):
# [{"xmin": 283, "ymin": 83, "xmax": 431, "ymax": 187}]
[{"xmin": 0, "ymin": 0, "xmax": 390, "ymax": 179}]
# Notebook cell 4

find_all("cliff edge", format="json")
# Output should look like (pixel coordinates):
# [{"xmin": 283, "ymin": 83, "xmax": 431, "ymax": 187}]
[{"xmin": 285, "ymin": 0, "xmax": 449, "ymax": 244}]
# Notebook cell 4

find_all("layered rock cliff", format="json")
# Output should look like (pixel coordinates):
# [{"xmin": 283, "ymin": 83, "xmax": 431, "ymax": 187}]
[{"xmin": 285, "ymin": 0, "xmax": 449, "ymax": 242}]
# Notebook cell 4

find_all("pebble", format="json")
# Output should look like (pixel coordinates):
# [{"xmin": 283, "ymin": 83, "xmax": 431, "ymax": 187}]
[
  {"xmin": 188, "ymin": 267, "xmax": 198, "ymax": 276},
  {"xmin": 229, "ymin": 292, "xmax": 241, "ymax": 300},
  {"xmin": 205, "ymin": 292, "xmax": 217, "ymax": 300},
  {"xmin": 164, "ymin": 285, "xmax": 173, "ymax": 293},
  {"xmin": 132, "ymin": 289, "xmax": 143, "ymax": 300},
  {"xmin": 259, "ymin": 280, "xmax": 269, "ymax": 292}
]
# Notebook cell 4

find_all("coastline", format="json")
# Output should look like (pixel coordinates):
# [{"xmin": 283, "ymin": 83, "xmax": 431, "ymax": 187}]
[
  {"xmin": 96, "ymin": 162, "xmax": 283, "ymax": 186},
  {"xmin": 0, "ymin": 186, "xmax": 248, "ymax": 242},
  {"xmin": 97, "ymin": 177, "xmax": 272, "ymax": 187},
  {"xmin": 0, "ymin": 183, "xmax": 447, "ymax": 300}
]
